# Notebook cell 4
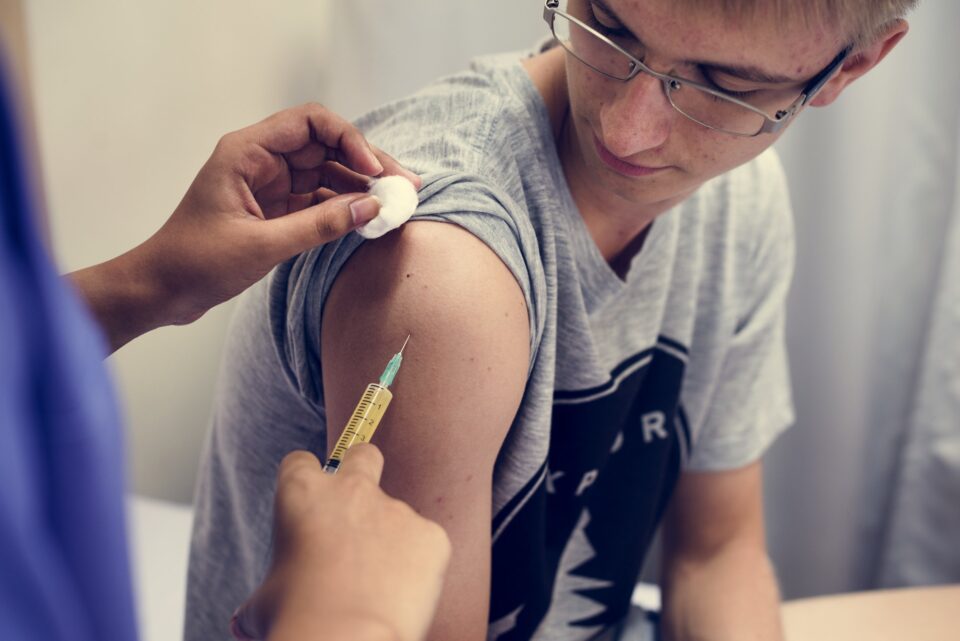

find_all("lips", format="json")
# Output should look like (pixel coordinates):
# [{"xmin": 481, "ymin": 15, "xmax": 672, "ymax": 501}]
[{"xmin": 592, "ymin": 135, "xmax": 669, "ymax": 177}]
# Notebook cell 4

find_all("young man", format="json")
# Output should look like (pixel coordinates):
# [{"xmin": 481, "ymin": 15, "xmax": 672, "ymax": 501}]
[{"xmin": 186, "ymin": 1, "xmax": 914, "ymax": 639}]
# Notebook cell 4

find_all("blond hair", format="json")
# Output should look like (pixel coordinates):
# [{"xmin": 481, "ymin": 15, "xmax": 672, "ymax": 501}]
[{"xmin": 676, "ymin": 0, "xmax": 919, "ymax": 49}]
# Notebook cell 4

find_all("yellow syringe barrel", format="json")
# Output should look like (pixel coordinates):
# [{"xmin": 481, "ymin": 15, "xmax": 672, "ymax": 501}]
[{"xmin": 322, "ymin": 383, "xmax": 393, "ymax": 474}]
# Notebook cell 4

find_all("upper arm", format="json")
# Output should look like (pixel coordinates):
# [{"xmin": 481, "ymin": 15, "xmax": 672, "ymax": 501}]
[
  {"xmin": 321, "ymin": 220, "xmax": 530, "ymax": 641},
  {"xmin": 662, "ymin": 461, "xmax": 767, "ymax": 564}
]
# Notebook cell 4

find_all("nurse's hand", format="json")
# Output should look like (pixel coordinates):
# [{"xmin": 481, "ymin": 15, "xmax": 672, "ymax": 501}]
[
  {"xmin": 231, "ymin": 445, "xmax": 451, "ymax": 641},
  {"xmin": 69, "ymin": 103, "xmax": 420, "ymax": 353}
]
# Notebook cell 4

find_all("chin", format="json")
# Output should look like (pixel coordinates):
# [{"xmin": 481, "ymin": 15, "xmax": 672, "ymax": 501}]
[{"xmin": 595, "ymin": 161, "xmax": 692, "ymax": 205}]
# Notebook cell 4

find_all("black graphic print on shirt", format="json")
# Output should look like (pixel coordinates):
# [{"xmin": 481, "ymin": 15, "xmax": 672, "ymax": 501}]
[{"xmin": 488, "ymin": 337, "xmax": 692, "ymax": 641}]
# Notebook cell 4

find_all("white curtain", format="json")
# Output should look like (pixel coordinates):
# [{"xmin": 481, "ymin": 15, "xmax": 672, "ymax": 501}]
[
  {"xmin": 876, "ymin": 120, "xmax": 960, "ymax": 586},
  {"xmin": 765, "ymin": 0, "xmax": 960, "ymax": 597}
]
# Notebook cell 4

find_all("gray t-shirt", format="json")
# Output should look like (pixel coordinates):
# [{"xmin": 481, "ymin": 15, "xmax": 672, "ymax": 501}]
[{"xmin": 186, "ymin": 48, "xmax": 795, "ymax": 641}]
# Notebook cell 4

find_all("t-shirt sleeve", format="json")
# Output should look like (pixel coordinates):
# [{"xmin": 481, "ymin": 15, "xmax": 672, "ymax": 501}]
[
  {"xmin": 272, "ymin": 172, "xmax": 543, "ymax": 406},
  {"xmin": 270, "ymin": 70, "xmax": 547, "ymax": 403},
  {"xmin": 686, "ymin": 152, "xmax": 796, "ymax": 471}
]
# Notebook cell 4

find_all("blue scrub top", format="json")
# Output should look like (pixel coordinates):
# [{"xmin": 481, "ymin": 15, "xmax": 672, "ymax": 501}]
[{"xmin": 0, "ymin": 64, "xmax": 138, "ymax": 641}]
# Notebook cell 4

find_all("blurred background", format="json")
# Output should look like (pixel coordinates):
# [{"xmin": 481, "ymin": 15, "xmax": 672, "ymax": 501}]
[{"xmin": 4, "ymin": 0, "xmax": 958, "ymax": 626}]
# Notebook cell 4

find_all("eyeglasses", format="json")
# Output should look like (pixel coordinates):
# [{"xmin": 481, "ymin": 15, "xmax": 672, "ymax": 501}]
[{"xmin": 543, "ymin": 0, "xmax": 851, "ymax": 137}]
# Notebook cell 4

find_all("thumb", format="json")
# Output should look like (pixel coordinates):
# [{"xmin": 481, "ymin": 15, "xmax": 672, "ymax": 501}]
[{"xmin": 265, "ymin": 193, "xmax": 381, "ymax": 260}]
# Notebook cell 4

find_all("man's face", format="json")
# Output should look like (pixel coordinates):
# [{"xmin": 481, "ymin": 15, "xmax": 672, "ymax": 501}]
[{"xmin": 562, "ymin": 0, "xmax": 847, "ymax": 208}]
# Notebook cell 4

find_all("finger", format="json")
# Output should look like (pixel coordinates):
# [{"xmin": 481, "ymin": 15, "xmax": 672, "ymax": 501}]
[
  {"xmin": 368, "ymin": 145, "xmax": 423, "ymax": 189},
  {"xmin": 231, "ymin": 104, "xmax": 420, "ymax": 197},
  {"xmin": 240, "ymin": 104, "xmax": 348, "ymax": 156},
  {"xmin": 314, "ymin": 187, "xmax": 338, "ymax": 202},
  {"xmin": 286, "ymin": 187, "xmax": 338, "ymax": 215},
  {"xmin": 284, "ymin": 141, "xmax": 329, "ymax": 171},
  {"xmin": 323, "ymin": 123, "xmax": 384, "ymax": 177},
  {"xmin": 290, "ymin": 167, "xmax": 323, "ymax": 195},
  {"xmin": 278, "ymin": 450, "xmax": 323, "ymax": 480},
  {"xmin": 250, "ymin": 154, "xmax": 292, "ymax": 217},
  {"xmin": 286, "ymin": 192, "xmax": 317, "ymax": 214},
  {"xmin": 237, "ymin": 104, "xmax": 383, "ymax": 177},
  {"xmin": 317, "ymin": 160, "xmax": 374, "ymax": 194},
  {"xmin": 339, "ymin": 443, "xmax": 385, "ymax": 485},
  {"xmin": 263, "ymin": 193, "xmax": 380, "ymax": 260},
  {"xmin": 291, "ymin": 162, "xmax": 375, "ymax": 199}
]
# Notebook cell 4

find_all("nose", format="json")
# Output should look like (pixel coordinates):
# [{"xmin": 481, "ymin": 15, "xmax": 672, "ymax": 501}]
[{"xmin": 598, "ymin": 69, "xmax": 675, "ymax": 158}]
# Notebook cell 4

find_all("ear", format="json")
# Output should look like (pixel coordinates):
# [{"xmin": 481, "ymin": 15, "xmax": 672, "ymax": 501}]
[{"xmin": 808, "ymin": 19, "xmax": 909, "ymax": 107}]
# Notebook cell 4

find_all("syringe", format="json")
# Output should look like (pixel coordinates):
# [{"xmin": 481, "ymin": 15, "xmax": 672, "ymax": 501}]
[{"xmin": 322, "ymin": 336, "xmax": 410, "ymax": 474}]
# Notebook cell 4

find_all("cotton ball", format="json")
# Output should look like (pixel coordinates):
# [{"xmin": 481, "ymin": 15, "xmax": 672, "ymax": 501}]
[{"xmin": 356, "ymin": 175, "xmax": 419, "ymax": 239}]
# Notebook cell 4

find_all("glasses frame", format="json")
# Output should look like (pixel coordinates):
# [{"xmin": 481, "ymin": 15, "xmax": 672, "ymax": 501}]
[{"xmin": 543, "ymin": 0, "xmax": 852, "ymax": 137}]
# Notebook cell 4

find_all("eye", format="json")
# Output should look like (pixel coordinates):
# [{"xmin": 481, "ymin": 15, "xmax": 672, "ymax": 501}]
[
  {"xmin": 704, "ymin": 85, "xmax": 761, "ymax": 104},
  {"xmin": 588, "ymin": 2, "xmax": 631, "ymax": 37},
  {"xmin": 718, "ymin": 87, "xmax": 759, "ymax": 99},
  {"xmin": 697, "ymin": 68, "xmax": 763, "ymax": 99}
]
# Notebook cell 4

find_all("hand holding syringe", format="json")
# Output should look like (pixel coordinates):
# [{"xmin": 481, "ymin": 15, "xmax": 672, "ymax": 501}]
[
  {"xmin": 323, "ymin": 336, "xmax": 410, "ymax": 474},
  {"xmin": 236, "ymin": 336, "xmax": 446, "ymax": 641}
]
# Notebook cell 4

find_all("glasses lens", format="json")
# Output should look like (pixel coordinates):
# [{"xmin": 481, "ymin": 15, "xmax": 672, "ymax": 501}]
[
  {"xmin": 548, "ymin": 2, "xmax": 801, "ymax": 136},
  {"xmin": 666, "ymin": 81, "xmax": 768, "ymax": 136},
  {"xmin": 550, "ymin": 10, "xmax": 635, "ymax": 80}
]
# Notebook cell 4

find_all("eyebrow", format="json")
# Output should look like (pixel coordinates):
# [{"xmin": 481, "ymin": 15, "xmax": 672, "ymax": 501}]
[{"xmin": 590, "ymin": 0, "xmax": 807, "ymax": 85}]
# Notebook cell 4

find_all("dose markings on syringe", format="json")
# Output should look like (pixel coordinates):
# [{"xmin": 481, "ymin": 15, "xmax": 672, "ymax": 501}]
[{"xmin": 329, "ymin": 387, "xmax": 382, "ymax": 461}]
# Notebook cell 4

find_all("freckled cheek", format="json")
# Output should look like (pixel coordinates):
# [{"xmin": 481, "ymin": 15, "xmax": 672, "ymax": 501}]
[
  {"xmin": 694, "ymin": 139, "xmax": 722, "ymax": 166},
  {"xmin": 567, "ymin": 64, "xmax": 614, "ymax": 121}
]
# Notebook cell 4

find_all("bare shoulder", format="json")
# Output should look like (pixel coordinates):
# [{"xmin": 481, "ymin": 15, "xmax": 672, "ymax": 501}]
[
  {"xmin": 322, "ymin": 220, "xmax": 531, "ymax": 439},
  {"xmin": 329, "ymin": 220, "xmax": 528, "ymax": 329},
  {"xmin": 322, "ymin": 220, "xmax": 531, "ymax": 467}
]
